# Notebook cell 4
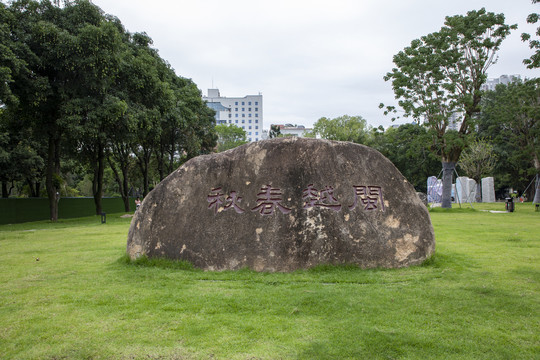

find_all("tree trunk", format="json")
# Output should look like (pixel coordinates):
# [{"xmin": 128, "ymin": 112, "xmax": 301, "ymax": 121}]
[
  {"xmin": 108, "ymin": 156, "xmax": 131, "ymax": 212},
  {"xmin": 532, "ymin": 175, "xmax": 540, "ymax": 204},
  {"xmin": 476, "ymin": 182, "xmax": 482, "ymax": 203},
  {"xmin": 46, "ymin": 136, "xmax": 60, "ymax": 222},
  {"xmin": 1, "ymin": 181, "xmax": 8, "ymax": 198},
  {"xmin": 26, "ymin": 179, "xmax": 38, "ymax": 197},
  {"xmin": 92, "ymin": 144, "xmax": 104, "ymax": 215},
  {"xmin": 441, "ymin": 161, "xmax": 456, "ymax": 208}
]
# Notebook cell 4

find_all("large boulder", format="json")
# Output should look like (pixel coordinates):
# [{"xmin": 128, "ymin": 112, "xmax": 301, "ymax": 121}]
[{"xmin": 127, "ymin": 137, "xmax": 435, "ymax": 271}]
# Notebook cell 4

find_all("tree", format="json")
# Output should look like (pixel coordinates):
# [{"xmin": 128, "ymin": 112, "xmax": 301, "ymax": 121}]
[
  {"xmin": 60, "ymin": 1, "xmax": 126, "ymax": 215},
  {"xmin": 372, "ymin": 124, "xmax": 441, "ymax": 193},
  {"xmin": 458, "ymin": 138, "xmax": 498, "ymax": 202},
  {"xmin": 312, "ymin": 115, "xmax": 370, "ymax": 143},
  {"xmin": 478, "ymin": 78, "xmax": 539, "ymax": 199},
  {"xmin": 522, "ymin": 0, "xmax": 540, "ymax": 69},
  {"xmin": 0, "ymin": 111, "xmax": 45, "ymax": 197},
  {"xmin": 269, "ymin": 124, "xmax": 281, "ymax": 139},
  {"xmin": 382, "ymin": 8, "xmax": 516, "ymax": 208},
  {"xmin": 215, "ymin": 124, "xmax": 247, "ymax": 152}
]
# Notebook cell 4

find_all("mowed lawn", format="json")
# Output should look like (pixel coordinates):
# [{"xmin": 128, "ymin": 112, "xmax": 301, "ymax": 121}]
[{"xmin": 0, "ymin": 203, "xmax": 538, "ymax": 360}]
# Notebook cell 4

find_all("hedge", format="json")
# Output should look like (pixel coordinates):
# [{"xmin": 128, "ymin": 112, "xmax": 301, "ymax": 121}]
[{"xmin": 0, "ymin": 197, "xmax": 137, "ymax": 224}]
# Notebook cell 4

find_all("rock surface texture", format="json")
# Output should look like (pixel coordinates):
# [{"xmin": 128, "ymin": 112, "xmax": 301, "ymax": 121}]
[{"xmin": 127, "ymin": 137, "xmax": 435, "ymax": 271}]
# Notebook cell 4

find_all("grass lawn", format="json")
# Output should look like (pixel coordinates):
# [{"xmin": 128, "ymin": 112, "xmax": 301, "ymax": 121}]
[{"xmin": 0, "ymin": 202, "xmax": 538, "ymax": 359}]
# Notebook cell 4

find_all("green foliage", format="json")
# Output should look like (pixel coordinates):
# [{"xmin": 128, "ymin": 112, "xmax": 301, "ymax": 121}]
[
  {"xmin": 522, "ymin": 0, "xmax": 540, "ymax": 69},
  {"xmin": 312, "ymin": 115, "xmax": 370, "ymax": 143},
  {"xmin": 458, "ymin": 138, "xmax": 498, "ymax": 182},
  {"xmin": 0, "ymin": 0, "xmax": 217, "ymax": 217},
  {"xmin": 215, "ymin": 123, "xmax": 247, "ymax": 152},
  {"xmin": 383, "ymin": 8, "xmax": 516, "ymax": 162},
  {"xmin": 477, "ymin": 78, "xmax": 540, "ymax": 195},
  {"xmin": 372, "ymin": 123, "xmax": 440, "ymax": 192}
]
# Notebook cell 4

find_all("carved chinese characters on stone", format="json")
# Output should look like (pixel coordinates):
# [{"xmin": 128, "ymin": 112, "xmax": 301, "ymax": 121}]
[
  {"xmin": 207, "ymin": 184, "xmax": 384, "ymax": 215},
  {"xmin": 303, "ymin": 184, "xmax": 342, "ymax": 212},
  {"xmin": 207, "ymin": 187, "xmax": 245, "ymax": 215},
  {"xmin": 349, "ymin": 186, "xmax": 385, "ymax": 211},
  {"xmin": 251, "ymin": 185, "xmax": 291, "ymax": 215}
]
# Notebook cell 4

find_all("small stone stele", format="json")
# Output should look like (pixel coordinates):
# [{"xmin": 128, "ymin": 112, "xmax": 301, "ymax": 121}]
[{"xmin": 127, "ymin": 137, "xmax": 435, "ymax": 272}]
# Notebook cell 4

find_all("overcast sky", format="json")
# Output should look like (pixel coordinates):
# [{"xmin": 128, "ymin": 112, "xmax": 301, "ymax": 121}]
[{"xmin": 92, "ymin": 0, "xmax": 539, "ymax": 130}]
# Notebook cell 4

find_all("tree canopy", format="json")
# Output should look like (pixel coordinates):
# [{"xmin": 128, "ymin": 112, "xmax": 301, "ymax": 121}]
[
  {"xmin": 0, "ymin": 0, "xmax": 216, "ymax": 219},
  {"xmin": 312, "ymin": 115, "xmax": 370, "ymax": 144},
  {"xmin": 215, "ymin": 124, "xmax": 247, "ymax": 152}
]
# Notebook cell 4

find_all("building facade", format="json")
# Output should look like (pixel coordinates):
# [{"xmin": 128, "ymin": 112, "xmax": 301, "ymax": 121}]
[
  {"xmin": 270, "ymin": 124, "xmax": 313, "ymax": 138},
  {"xmin": 481, "ymin": 74, "xmax": 521, "ymax": 92},
  {"xmin": 203, "ymin": 88, "xmax": 263, "ymax": 142}
]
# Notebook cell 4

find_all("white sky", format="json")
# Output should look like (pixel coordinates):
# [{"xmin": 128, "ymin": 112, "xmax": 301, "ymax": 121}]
[{"xmin": 92, "ymin": 0, "xmax": 539, "ymax": 129}]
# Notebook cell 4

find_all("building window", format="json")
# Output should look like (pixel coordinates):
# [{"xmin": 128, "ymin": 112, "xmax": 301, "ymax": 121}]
[
  {"xmin": 255, "ymin": 138, "xmax": 258, "ymax": 141},
  {"xmin": 235, "ymin": 108, "xmax": 238, "ymax": 111},
  {"xmin": 235, "ymin": 101, "xmax": 238, "ymax": 105},
  {"xmin": 249, "ymin": 114, "xmax": 252, "ymax": 118},
  {"xmin": 242, "ymin": 102, "xmax": 245, "ymax": 105},
  {"xmin": 255, "ymin": 114, "xmax": 259, "ymax": 117},
  {"xmin": 248, "ymin": 108, "xmax": 251, "ymax": 111},
  {"xmin": 242, "ymin": 114, "xmax": 245, "ymax": 117},
  {"xmin": 255, "ymin": 126, "xmax": 258, "ymax": 129},
  {"xmin": 255, "ymin": 101, "xmax": 258, "ymax": 105},
  {"xmin": 249, "ymin": 119, "xmax": 252, "ymax": 123},
  {"xmin": 249, "ymin": 138, "xmax": 252, "ymax": 141},
  {"xmin": 242, "ymin": 119, "xmax": 245, "ymax": 123},
  {"xmin": 249, "ymin": 126, "xmax": 252, "ymax": 129},
  {"xmin": 235, "ymin": 120, "xmax": 238, "ymax": 124},
  {"xmin": 255, "ymin": 108, "xmax": 258, "ymax": 111},
  {"xmin": 248, "ymin": 101, "xmax": 251, "ymax": 105},
  {"xmin": 242, "ymin": 126, "xmax": 245, "ymax": 129},
  {"xmin": 228, "ymin": 114, "xmax": 231, "ymax": 118},
  {"xmin": 255, "ymin": 120, "xmax": 258, "ymax": 123},
  {"xmin": 255, "ymin": 132, "xmax": 258, "ymax": 135},
  {"xmin": 235, "ymin": 114, "xmax": 238, "ymax": 118}
]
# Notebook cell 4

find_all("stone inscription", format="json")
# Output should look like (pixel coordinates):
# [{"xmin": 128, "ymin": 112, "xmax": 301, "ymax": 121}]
[{"xmin": 207, "ymin": 184, "xmax": 385, "ymax": 216}]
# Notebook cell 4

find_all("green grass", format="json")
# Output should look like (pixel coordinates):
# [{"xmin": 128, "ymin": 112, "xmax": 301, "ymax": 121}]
[{"xmin": 0, "ymin": 203, "xmax": 538, "ymax": 359}]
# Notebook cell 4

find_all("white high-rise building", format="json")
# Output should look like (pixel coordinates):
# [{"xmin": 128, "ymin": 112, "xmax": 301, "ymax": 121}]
[
  {"xmin": 203, "ymin": 88, "xmax": 263, "ymax": 142},
  {"xmin": 481, "ymin": 74, "xmax": 521, "ymax": 92}
]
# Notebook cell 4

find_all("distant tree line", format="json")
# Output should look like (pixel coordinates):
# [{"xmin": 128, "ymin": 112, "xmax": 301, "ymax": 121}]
[
  {"xmin": 310, "ymin": 101, "xmax": 538, "ymax": 199},
  {"xmin": 0, "ymin": 0, "xmax": 217, "ymax": 220}
]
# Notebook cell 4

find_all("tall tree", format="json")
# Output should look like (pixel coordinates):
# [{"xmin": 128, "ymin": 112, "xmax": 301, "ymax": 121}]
[
  {"xmin": 60, "ymin": 1, "xmax": 126, "ymax": 215},
  {"xmin": 382, "ymin": 8, "xmax": 516, "ymax": 208}
]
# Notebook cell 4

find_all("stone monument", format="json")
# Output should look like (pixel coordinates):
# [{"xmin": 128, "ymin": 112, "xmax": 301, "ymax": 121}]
[
  {"xmin": 127, "ymin": 137, "xmax": 435, "ymax": 271},
  {"xmin": 427, "ymin": 176, "xmax": 442, "ymax": 203},
  {"xmin": 481, "ymin": 177, "xmax": 496, "ymax": 203},
  {"xmin": 468, "ymin": 178, "xmax": 477, "ymax": 203}
]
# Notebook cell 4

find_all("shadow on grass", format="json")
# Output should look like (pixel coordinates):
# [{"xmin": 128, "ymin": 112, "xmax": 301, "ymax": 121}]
[
  {"xmin": 116, "ymin": 250, "xmax": 473, "ymax": 278},
  {"xmin": 117, "ymin": 253, "xmax": 198, "ymax": 271}
]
